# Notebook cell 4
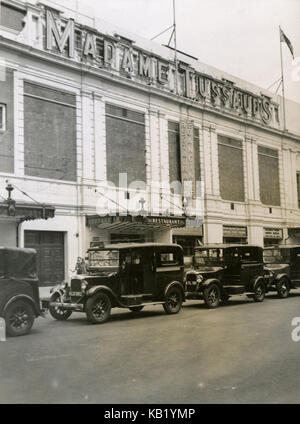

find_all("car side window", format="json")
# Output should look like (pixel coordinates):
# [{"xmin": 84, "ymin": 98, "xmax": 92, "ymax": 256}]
[{"xmin": 158, "ymin": 251, "xmax": 179, "ymax": 266}]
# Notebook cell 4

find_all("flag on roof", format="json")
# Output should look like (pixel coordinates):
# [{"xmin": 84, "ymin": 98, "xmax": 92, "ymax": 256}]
[{"xmin": 280, "ymin": 27, "xmax": 294, "ymax": 59}]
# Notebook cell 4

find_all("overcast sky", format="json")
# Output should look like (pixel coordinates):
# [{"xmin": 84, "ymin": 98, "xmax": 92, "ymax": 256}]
[{"xmin": 55, "ymin": 0, "xmax": 300, "ymax": 103}]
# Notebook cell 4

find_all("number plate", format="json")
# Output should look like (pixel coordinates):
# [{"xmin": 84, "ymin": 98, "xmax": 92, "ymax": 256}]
[{"xmin": 69, "ymin": 291, "xmax": 82, "ymax": 297}]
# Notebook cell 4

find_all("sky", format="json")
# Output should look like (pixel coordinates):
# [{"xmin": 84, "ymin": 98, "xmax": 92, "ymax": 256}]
[{"xmin": 51, "ymin": 0, "xmax": 300, "ymax": 103}]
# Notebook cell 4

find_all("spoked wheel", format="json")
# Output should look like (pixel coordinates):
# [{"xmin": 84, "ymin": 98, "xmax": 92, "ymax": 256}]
[
  {"xmin": 49, "ymin": 293, "xmax": 72, "ymax": 321},
  {"xmin": 129, "ymin": 306, "xmax": 144, "ymax": 312},
  {"xmin": 253, "ymin": 281, "xmax": 265, "ymax": 302},
  {"xmin": 163, "ymin": 287, "xmax": 183, "ymax": 314},
  {"xmin": 5, "ymin": 300, "xmax": 35, "ymax": 337},
  {"xmin": 86, "ymin": 293, "xmax": 111, "ymax": 324},
  {"xmin": 203, "ymin": 283, "xmax": 220, "ymax": 309},
  {"xmin": 277, "ymin": 279, "xmax": 290, "ymax": 299}
]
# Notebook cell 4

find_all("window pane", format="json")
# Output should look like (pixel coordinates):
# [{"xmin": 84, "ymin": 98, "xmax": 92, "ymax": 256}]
[
  {"xmin": 168, "ymin": 121, "xmax": 181, "ymax": 183},
  {"xmin": 218, "ymin": 140, "xmax": 245, "ymax": 202},
  {"xmin": 105, "ymin": 105, "xmax": 146, "ymax": 185},
  {"xmin": 258, "ymin": 151, "xmax": 280, "ymax": 206}
]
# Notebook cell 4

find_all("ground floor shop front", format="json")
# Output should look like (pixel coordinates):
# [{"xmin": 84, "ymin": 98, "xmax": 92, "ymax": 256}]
[{"xmin": 2, "ymin": 210, "xmax": 300, "ymax": 286}]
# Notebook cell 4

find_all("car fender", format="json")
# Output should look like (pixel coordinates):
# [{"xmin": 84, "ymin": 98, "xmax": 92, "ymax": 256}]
[
  {"xmin": 164, "ymin": 281, "xmax": 185, "ymax": 300},
  {"xmin": 86, "ymin": 285, "xmax": 117, "ymax": 301},
  {"xmin": 274, "ymin": 273, "xmax": 290, "ymax": 283},
  {"xmin": 3, "ymin": 294, "xmax": 39, "ymax": 317},
  {"xmin": 251, "ymin": 276, "xmax": 265, "ymax": 292},
  {"xmin": 50, "ymin": 288, "xmax": 65, "ymax": 299},
  {"xmin": 201, "ymin": 278, "xmax": 222, "ymax": 290}
]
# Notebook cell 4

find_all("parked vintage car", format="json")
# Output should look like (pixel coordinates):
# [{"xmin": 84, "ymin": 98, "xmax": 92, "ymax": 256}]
[
  {"xmin": 0, "ymin": 247, "xmax": 43, "ymax": 336},
  {"xmin": 185, "ymin": 244, "xmax": 266, "ymax": 308},
  {"xmin": 45, "ymin": 243, "xmax": 185, "ymax": 324},
  {"xmin": 263, "ymin": 245, "xmax": 300, "ymax": 298}
]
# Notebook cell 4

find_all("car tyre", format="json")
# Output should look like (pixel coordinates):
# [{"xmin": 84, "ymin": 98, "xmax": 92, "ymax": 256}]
[
  {"xmin": 163, "ymin": 287, "xmax": 183, "ymax": 314},
  {"xmin": 5, "ymin": 300, "xmax": 35, "ymax": 337},
  {"xmin": 49, "ymin": 293, "xmax": 72, "ymax": 321},
  {"xmin": 253, "ymin": 281, "xmax": 265, "ymax": 302},
  {"xmin": 277, "ymin": 278, "xmax": 290, "ymax": 299},
  {"xmin": 86, "ymin": 292, "xmax": 111, "ymax": 324},
  {"xmin": 129, "ymin": 306, "xmax": 144, "ymax": 312},
  {"xmin": 203, "ymin": 283, "xmax": 220, "ymax": 308}
]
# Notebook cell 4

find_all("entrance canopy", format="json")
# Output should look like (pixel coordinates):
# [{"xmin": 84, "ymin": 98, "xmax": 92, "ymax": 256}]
[
  {"xmin": 86, "ymin": 214, "xmax": 186, "ymax": 233},
  {"xmin": 0, "ymin": 201, "xmax": 55, "ymax": 222}
]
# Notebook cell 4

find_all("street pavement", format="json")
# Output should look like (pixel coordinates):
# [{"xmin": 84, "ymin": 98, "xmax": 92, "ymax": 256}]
[{"xmin": 1, "ymin": 291, "xmax": 300, "ymax": 404}]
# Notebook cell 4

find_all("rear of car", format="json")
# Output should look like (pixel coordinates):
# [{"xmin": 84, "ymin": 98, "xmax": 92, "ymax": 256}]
[{"xmin": 0, "ymin": 247, "xmax": 42, "ymax": 336}]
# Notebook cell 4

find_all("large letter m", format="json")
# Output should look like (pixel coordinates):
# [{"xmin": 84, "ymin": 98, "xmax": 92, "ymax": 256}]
[{"xmin": 46, "ymin": 10, "xmax": 74, "ymax": 57}]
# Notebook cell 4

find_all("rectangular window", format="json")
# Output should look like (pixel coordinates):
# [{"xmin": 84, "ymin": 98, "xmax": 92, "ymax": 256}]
[
  {"xmin": 218, "ymin": 135, "xmax": 244, "ymax": 202},
  {"xmin": 0, "ymin": 104, "xmax": 6, "ymax": 131},
  {"xmin": 0, "ymin": 4, "xmax": 26, "ymax": 32},
  {"xmin": 0, "ymin": 68, "xmax": 14, "ymax": 173},
  {"xmin": 258, "ymin": 145, "xmax": 280, "ymax": 206},
  {"xmin": 297, "ymin": 172, "xmax": 300, "ymax": 209},
  {"xmin": 168, "ymin": 121, "xmax": 181, "ymax": 184},
  {"xmin": 194, "ymin": 127, "xmax": 201, "ymax": 182},
  {"xmin": 105, "ymin": 104, "xmax": 146, "ymax": 186},
  {"xmin": 24, "ymin": 82, "xmax": 77, "ymax": 181}
]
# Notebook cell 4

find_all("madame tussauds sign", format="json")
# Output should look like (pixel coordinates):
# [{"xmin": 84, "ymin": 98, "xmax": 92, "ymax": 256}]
[{"xmin": 44, "ymin": 9, "xmax": 279, "ymax": 125}]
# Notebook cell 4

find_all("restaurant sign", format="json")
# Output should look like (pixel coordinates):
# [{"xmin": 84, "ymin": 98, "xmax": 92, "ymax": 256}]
[{"xmin": 43, "ymin": 8, "xmax": 279, "ymax": 125}]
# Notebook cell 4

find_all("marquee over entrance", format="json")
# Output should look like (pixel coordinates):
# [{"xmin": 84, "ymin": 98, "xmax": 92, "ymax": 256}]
[{"xmin": 86, "ymin": 214, "xmax": 186, "ymax": 233}]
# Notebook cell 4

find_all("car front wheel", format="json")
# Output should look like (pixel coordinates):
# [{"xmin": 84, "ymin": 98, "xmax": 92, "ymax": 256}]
[
  {"xmin": 86, "ymin": 292, "xmax": 111, "ymax": 324},
  {"xmin": 203, "ymin": 283, "xmax": 220, "ymax": 308},
  {"xmin": 49, "ymin": 293, "xmax": 72, "ymax": 321},
  {"xmin": 163, "ymin": 287, "xmax": 183, "ymax": 314},
  {"xmin": 277, "ymin": 279, "xmax": 290, "ymax": 299},
  {"xmin": 5, "ymin": 300, "xmax": 35, "ymax": 337},
  {"xmin": 253, "ymin": 281, "xmax": 265, "ymax": 302}
]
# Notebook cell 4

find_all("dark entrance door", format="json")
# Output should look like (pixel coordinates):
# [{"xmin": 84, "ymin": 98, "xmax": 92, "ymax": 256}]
[{"xmin": 24, "ymin": 231, "xmax": 65, "ymax": 286}]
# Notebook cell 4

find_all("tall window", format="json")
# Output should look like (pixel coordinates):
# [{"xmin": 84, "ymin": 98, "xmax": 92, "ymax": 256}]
[
  {"xmin": 0, "ymin": 104, "xmax": 6, "ymax": 131},
  {"xmin": 258, "ymin": 146, "xmax": 280, "ymax": 206},
  {"xmin": 194, "ymin": 127, "xmax": 201, "ymax": 182},
  {"xmin": 0, "ymin": 68, "xmax": 14, "ymax": 173},
  {"xmin": 168, "ymin": 121, "xmax": 181, "ymax": 184},
  {"xmin": 24, "ymin": 82, "xmax": 77, "ymax": 181},
  {"xmin": 297, "ymin": 172, "xmax": 300, "ymax": 209},
  {"xmin": 218, "ymin": 136, "xmax": 244, "ymax": 202},
  {"xmin": 105, "ymin": 104, "xmax": 146, "ymax": 186}
]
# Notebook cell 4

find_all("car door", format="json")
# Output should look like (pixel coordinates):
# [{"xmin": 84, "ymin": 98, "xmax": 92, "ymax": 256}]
[
  {"xmin": 290, "ymin": 248, "xmax": 300, "ymax": 286},
  {"xmin": 155, "ymin": 247, "xmax": 183, "ymax": 297}
]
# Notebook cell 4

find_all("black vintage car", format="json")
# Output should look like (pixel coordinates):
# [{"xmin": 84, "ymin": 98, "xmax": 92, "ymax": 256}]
[
  {"xmin": 185, "ymin": 244, "xmax": 266, "ymax": 308},
  {"xmin": 45, "ymin": 243, "xmax": 185, "ymax": 324},
  {"xmin": 0, "ymin": 247, "xmax": 42, "ymax": 336},
  {"xmin": 263, "ymin": 246, "xmax": 300, "ymax": 298}
]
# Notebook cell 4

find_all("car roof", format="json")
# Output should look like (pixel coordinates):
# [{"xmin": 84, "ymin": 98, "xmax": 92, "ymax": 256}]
[
  {"xmin": 264, "ymin": 245, "xmax": 300, "ymax": 249},
  {"xmin": 0, "ymin": 246, "xmax": 37, "ymax": 254},
  {"xmin": 195, "ymin": 244, "xmax": 262, "ymax": 250},
  {"xmin": 87, "ymin": 243, "xmax": 182, "ymax": 251}
]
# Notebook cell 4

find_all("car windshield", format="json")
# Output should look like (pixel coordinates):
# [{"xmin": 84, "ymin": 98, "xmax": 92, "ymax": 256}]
[
  {"xmin": 194, "ymin": 249, "xmax": 223, "ymax": 266},
  {"xmin": 263, "ymin": 249, "xmax": 284, "ymax": 263},
  {"xmin": 88, "ymin": 250, "xmax": 119, "ymax": 268}
]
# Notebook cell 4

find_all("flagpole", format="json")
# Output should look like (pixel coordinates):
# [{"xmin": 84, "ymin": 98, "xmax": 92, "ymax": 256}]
[
  {"xmin": 173, "ymin": 0, "xmax": 178, "ymax": 95},
  {"xmin": 279, "ymin": 25, "xmax": 287, "ymax": 131}
]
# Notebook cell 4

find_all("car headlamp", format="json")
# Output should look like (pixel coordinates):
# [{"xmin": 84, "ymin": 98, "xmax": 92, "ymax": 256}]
[
  {"xmin": 196, "ymin": 275, "xmax": 203, "ymax": 283},
  {"xmin": 81, "ymin": 281, "xmax": 88, "ymax": 292}
]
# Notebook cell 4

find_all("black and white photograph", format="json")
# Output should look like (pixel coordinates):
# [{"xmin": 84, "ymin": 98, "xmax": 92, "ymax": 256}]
[{"xmin": 0, "ymin": 0, "xmax": 300, "ymax": 408}]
